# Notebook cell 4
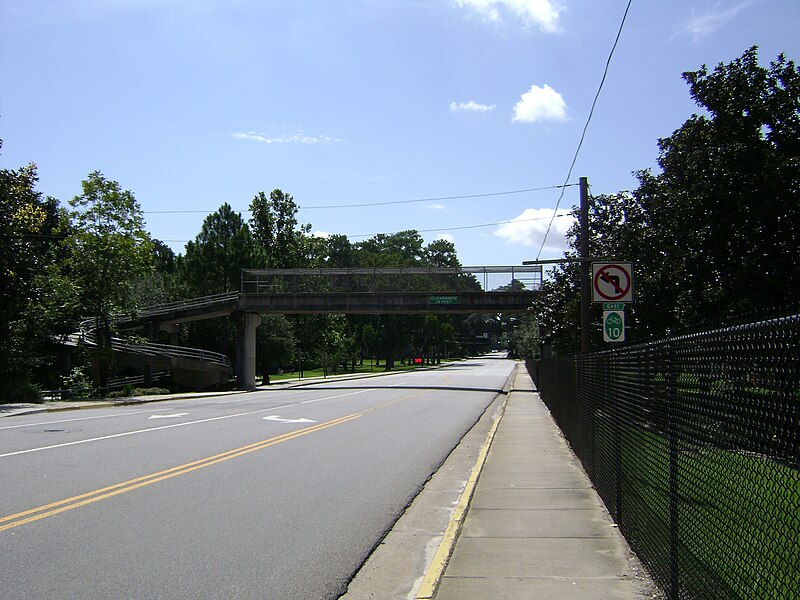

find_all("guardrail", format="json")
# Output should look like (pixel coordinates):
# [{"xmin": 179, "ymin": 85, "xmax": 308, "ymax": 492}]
[
  {"xmin": 111, "ymin": 339, "xmax": 232, "ymax": 369},
  {"xmin": 68, "ymin": 324, "xmax": 232, "ymax": 370},
  {"xmin": 116, "ymin": 292, "xmax": 240, "ymax": 322}
]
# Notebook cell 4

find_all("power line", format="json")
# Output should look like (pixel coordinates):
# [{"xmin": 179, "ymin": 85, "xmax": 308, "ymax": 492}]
[
  {"xmin": 303, "ymin": 184, "xmax": 575, "ymax": 209},
  {"xmin": 158, "ymin": 212, "xmax": 575, "ymax": 246},
  {"xmin": 535, "ymin": 0, "xmax": 634, "ymax": 261},
  {"xmin": 348, "ymin": 212, "xmax": 573, "ymax": 239},
  {"xmin": 142, "ymin": 183, "xmax": 575, "ymax": 214}
]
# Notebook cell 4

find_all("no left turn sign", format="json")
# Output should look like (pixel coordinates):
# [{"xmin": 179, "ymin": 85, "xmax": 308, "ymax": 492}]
[{"xmin": 592, "ymin": 262, "xmax": 633, "ymax": 302}]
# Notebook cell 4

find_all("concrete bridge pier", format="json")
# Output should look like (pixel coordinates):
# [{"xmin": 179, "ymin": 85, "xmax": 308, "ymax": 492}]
[{"xmin": 235, "ymin": 312, "xmax": 262, "ymax": 390}]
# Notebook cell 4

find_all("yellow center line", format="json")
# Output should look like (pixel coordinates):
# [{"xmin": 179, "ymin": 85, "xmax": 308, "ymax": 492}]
[{"xmin": 1, "ymin": 399, "xmax": 401, "ymax": 533}]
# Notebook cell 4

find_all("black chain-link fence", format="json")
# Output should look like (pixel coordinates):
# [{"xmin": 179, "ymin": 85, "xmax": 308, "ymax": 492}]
[{"xmin": 530, "ymin": 311, "xmax": 800, "ymax": 600}]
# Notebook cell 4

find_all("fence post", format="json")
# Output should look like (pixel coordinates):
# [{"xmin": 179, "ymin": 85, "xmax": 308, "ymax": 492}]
[
  {"xmin": 612, "ymin": 351, "xmax": 622, "ymax": 525},
  {"xmin": 666, "ymin": 349, "xmax": 680, "ymax": 600}
]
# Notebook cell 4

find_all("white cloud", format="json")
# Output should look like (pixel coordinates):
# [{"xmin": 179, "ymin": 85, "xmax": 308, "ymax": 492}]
[
  {"xmin": 450, "ymin": 100, "xmax": 497, "ymax": 113},
  {"xmin": 493, "ymin": 207, "xmax": 574, "ymax": 257},
  {"xmin": 673, "ymin": 1, "xmax": 757, "ymax": 41},
  {"xmin": 312, "ymin": 230, "xmax": 332, "ymax": 238},
  {"xmin": 512, "ymin": 83, "xmax": 567, "ymax": 123},
  {"xmin": 435, "ymin": 233, "xmax": 456, "ymax": 244},
  {"xmin": 454, "ymin": 0, "xmax": 563, "ymax": 33},
  {"xmin": 232, "ymin": 131, "xmax": 342, "ymax": 144},
  {"xmin": 423, "ymin": 203, "xmax": 447, "ymax": 210}
]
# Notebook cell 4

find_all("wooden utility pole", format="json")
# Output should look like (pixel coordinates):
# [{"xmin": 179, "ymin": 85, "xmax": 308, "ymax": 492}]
[{"xmin": 579, "ymin": 177, "xmax": 591, "ymax": 353}]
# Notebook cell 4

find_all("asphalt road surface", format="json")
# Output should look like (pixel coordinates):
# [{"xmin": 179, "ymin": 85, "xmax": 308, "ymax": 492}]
[{"xmin": 0, "ymin": 356, "xmax": 514, "ymax": 599}]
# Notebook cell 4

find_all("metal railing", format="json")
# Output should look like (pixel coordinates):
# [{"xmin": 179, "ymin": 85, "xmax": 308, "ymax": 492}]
[
  {"xmin": 71, "ymin": 321, "xmax": 232, "ymax": 370},
  {"xmin": 116, "ymin": 292, "xmax": 240, "ymax": 322},
  {"xmin": 532, "ymin": 311, "xmax": 800, "ymax": 600},
  {"xmin": 241, "ymin": 265, "xmax": 543, "ymax": 294}
]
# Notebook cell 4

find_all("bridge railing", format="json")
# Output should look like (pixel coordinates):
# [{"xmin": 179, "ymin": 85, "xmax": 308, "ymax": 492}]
[
  {"xmin": 116, "ymin": 292, "xmax": 240, "ymax": 323},
  {"xmin": 72, "ymin": 321, "xmax": 232, "ymax": 370},
  {"xmin": 240, "ymin": 266, "xmax": 542, "ymax": 294}
]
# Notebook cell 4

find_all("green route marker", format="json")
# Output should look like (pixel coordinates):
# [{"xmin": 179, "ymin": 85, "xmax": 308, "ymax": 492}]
[{"xmin": 603, "ymin": 310, "xmax": 625, "ymax": 343}]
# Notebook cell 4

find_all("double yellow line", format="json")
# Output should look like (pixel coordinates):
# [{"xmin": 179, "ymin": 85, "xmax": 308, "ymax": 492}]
[{"xmin": 1, "ymin": 400, "xmax": 398, "ymax": 533}]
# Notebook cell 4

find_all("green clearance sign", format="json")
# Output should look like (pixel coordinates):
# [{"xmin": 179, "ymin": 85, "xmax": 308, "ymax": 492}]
[{"xmin": 430, "ymin": 295, "xmax": 458, "ymax": 305}]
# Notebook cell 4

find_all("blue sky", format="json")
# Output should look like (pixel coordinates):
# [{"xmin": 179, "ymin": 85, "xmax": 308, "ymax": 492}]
[{"xmin": 2, "ymin": 0, "xmax": 798, "ymax": 268}]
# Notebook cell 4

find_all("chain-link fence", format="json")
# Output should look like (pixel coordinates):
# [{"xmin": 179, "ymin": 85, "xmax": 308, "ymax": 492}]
[{"xmin": 531, "ymin": 311, "xmax": 800, "ymax": 600}]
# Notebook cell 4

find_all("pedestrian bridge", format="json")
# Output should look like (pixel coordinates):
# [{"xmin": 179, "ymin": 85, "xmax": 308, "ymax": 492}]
[{"xmin": 116, "ymin": 266, "xmax": 541, "ymax": 389}]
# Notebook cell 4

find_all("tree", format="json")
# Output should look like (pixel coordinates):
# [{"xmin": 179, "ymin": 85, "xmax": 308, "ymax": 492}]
[
  {"xmin": 126, "ymin": 239, "xmax": 180, "ymax": 312},
  {"xmin": 249, "ymin": 189, "xmax": 312, "ymax": 268},
  {"xmin": 0, "ymin": 149, "xmax": 72, "ymax": 400},
  {"xmin": 324, "ymin": 234, "xmax": 355, "ymax": 267},
  {"xmin": 533, "ymin": 48, "xmax": 800, "ymax": 351},
  {"xmin": 66, "ymin": 172, "xmax": 153, "ymax": 388},
  {"xmin": 425, "ymin": 238, "xmax": 460, "ymax": 267},
  {"xmin": 635, "ymin": 47, "xmax": 800, "ymax": 325},
  {"xmin": 256, "ymin": 314, "xmax": 296, "ymax": 382},
  {"xmin": 508, "ymin": 317, "xmax": 541, "ymax": 360},
  {"xmin": 179, "ymin": 203, "xmax": 260, "ymax": 296}
]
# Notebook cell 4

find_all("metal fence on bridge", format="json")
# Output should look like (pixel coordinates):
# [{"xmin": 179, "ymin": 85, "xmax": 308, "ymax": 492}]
[
  {"xmin": 240, "ymin": 266, "xmax": 542, "ymax": 294},
  {"xmin": 531, "ymin": 311, "xmax": 799, "ymax": 600}
]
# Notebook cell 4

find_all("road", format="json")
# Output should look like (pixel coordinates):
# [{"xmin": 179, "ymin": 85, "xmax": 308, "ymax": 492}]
[{"xmin": 0, "ymin": 356, "xmax": 515, "ymax": 599}]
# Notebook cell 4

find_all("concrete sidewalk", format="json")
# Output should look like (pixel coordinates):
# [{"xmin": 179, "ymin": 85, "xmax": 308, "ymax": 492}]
[
  {"xmin": 343, "ymin": 363, "xmax": 660, "ymax": 599},
  {"xmin": 428, "ymin": 365, "xmax": 659, "ymax": 599}
]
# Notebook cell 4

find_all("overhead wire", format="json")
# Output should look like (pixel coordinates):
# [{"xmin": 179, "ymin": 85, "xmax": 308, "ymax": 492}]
[
  {"xmin": 156, "ymin": 209, "xmax": 575, "ymax": 246},
  {"xmin": 535, "ymin": 0, "xmax": 634, "ymax": 260},
  {"xmin": 143, "ymin": 183, "xmax": 575, "ymax": 214}
]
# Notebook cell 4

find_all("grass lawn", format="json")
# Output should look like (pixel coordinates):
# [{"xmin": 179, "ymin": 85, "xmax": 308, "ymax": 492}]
[
  {"xmin": 591, "ymin": 420, "xmax": 800, "ymax": 599},
  {"xmin": 265, "ymin": 358, "xmax": 462, "ymax": 382}
]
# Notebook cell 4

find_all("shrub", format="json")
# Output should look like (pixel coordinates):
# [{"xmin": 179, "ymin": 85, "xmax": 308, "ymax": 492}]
[{"xmin": 6, "ymin": 380, "xmax": 44, "ymax": 404}]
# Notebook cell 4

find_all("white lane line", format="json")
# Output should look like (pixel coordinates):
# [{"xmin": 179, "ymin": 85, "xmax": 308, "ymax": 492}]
[
  {"xmin": 0, "ymin": 404, "xmax": 296, "ymax": 459},
  {"xmin": 0, "ymin": 391, "xmax": 375, "ymax": 459},
  {"xmin": 148, "ymin": 413, "xmax": 190, "ymax": 420},
  {"xmin": 215, "ymin": 390, "xmax": 310, "ymax": 404},
  {"xmin": 300, "ymin": 389, "xmax": 373, "ymax": 404},
  {"xmin": 0, "ymin": 408, "xmax": 174, "ymax": 431}
]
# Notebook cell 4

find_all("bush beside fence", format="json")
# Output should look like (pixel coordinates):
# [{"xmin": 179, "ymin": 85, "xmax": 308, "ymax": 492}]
[{"xmin": 531, "ymin": 312, "xmax": 799, "ymax": 600}]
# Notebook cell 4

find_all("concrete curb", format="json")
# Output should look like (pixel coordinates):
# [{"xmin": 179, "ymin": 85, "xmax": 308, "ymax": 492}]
[
  {"xmin": 415, "ymin": 362, "xmax": 517, "ymax": 599},
  {"xmin": 0, "ymin": 359, "xmax": 475, "ymax": 418}
]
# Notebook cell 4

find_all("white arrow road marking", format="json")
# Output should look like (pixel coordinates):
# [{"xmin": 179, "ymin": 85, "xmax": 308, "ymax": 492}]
[
  {"xmin": 148, "ymin": 413, "xmax": 189, "ymax": 420},
  {"xmin": 263, "ymin": 416, "xmax": 317, "ymax": 424}
]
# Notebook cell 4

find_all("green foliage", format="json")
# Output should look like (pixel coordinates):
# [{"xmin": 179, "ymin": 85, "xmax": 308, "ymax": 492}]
[
  {"xmin": 257, "ymin": 314, "xmax": 296, "ymax": 376},
  {"xmin": 107, "ymin": 386, "xmax": 170, "ymax": 399},
  {"xmin": 508, "ymin": 317, "xmax": 541, "ymax": 359},
  {"xmin": 66, "ymin": 172, "xmax": 153, "ymax": 334},
  {"xmin": 179, "ymin": 203, "xmax": 260, "ymax": 295},
  {"xmin": 63, "ymin": 366, "xmax": 94, "ymax": 400},
  {"xmin": 126, "ymin": 239, "xmax": 181, "ymax": 309},
  {"xmin": 3, "ymin": 380, "xmax": 43, "ymax": 404},
  {"xmin": 65, "ymin": 172, "xmax": 154, "ymax": 388},
  {"xmin": 634, "ymin": 47, "xmax": 800, "ymax": 326},
  {"xmin": 249, "ymin": 189, "xmax": 312, "ymax": 268},
  {"xmin": 533, "ymin": 47, "xmax": 800, "ymax": 351},
  {"xmin": 0, "ymin": 146, "xmax": 75, "ymax": 397}
]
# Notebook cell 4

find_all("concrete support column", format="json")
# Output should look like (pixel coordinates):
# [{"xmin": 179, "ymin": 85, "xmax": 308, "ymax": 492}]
[
  {"xmin": 166, "ymin": 324, "xmax": 180, "ymax": 346},
  {"xmin": 235, "ymin": 312, "xmax": 262, "ymax": 390}
]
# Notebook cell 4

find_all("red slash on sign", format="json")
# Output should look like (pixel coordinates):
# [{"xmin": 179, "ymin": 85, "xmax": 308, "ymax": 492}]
[{"xmin": 592, "ymin": 262, "xmax": 633, "ymax": 302}]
